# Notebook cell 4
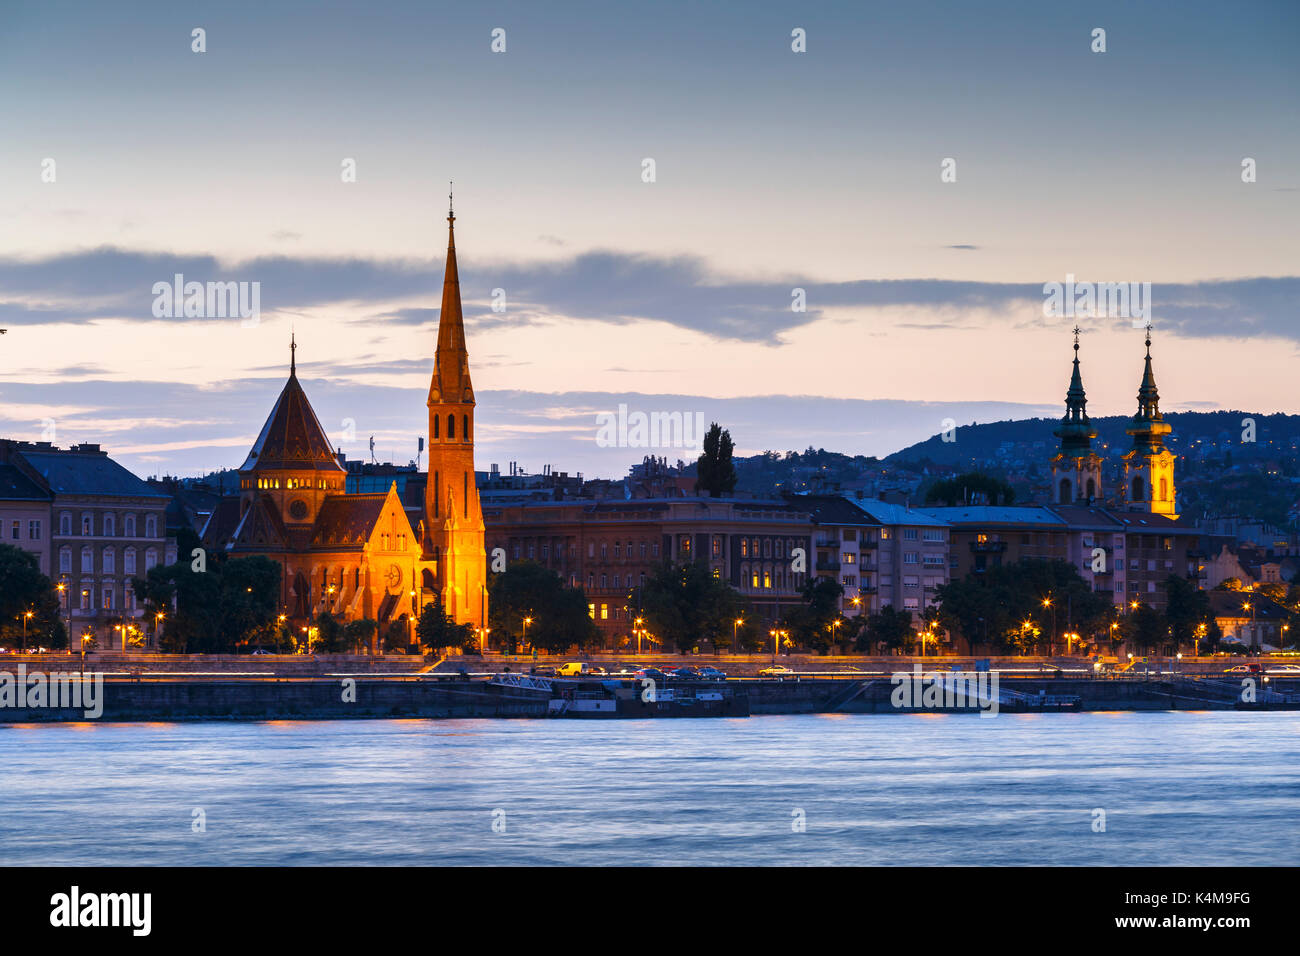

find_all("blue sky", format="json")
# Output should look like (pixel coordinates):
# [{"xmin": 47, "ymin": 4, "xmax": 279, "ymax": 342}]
[{"xmin": 1, "ymin": 0, "xmax": 1297, "ymax": 478}]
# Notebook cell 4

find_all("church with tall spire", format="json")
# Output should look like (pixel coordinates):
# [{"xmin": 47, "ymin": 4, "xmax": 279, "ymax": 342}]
[
  {"xmin": 203, "ymin": 334, "xmax": 430, "ymax": 645},
  {"xmin": 422, "ymin": 189, "xmax": 489, "ymax": 629},
  {"xmin": 1050, "ymin": 326, "xmax": 1104, "ymax": 504}
]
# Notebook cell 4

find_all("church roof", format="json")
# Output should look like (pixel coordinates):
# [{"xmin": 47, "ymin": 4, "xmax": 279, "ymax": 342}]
[
  {"xmin": 309, "ymin": 494, "xmax": 388, "ymax": 550},
  {"xmin": 427, "ymin": 198, "xmax": 475, "ymax": 407},
  {"xmin": 239, "ymin": 338, "xmax": 346, "ymax": 473}
]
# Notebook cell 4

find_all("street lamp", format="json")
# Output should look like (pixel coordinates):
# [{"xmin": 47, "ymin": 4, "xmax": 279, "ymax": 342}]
[
  {"xmin": 21, "ymin": 610, "xmax": 33, "ymax": 652},
  {"xmin": 1042, "ymin": 596, "xmax": 1056, "ymax": 656},
  {"xmin": 56, "ymin": 583, "xmax": 69, "ymax": 654},
  {"xmin": 733, "ymin": 617, "xmax": 743, "ymax": 652},
  {"xmin": 635, "ymin": 617, "xmax": 645, "ymax": 655},
  {"xmin": 522, "ymin": 616, "xmax": 532, "ymax": 653}
]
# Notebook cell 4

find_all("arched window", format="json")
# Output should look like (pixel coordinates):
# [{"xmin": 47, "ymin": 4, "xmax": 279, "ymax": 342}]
[
  {"xmin": 145, "ymin": 548, "xmax": 158, "ymax": 571},
  {"xmin": 1059, "ymin": 478, "xmax": 1071, "ymax": 504},
  {"xmin": 60, "ymin": 512, "xmax": 72, "ymax": 535},
  {"xmin": 59, "ymin": 547, "xmax": 72, "ymax": 574},
  {"xmin": 145, "ymin": 515, "xmax": 157, "ymax": 537},
  {"xmin": 102, "ymin": 548, "xmax": 114, "ymax": 574},
  {"xmin": 433, "ymin": 416, "xmax": 439, "ymax": 439},
  {"xmin": 463, "ymin": 415, "xmax": 469, "ymax": 441},
  {"xmin": 448, "ymin": 414, "xmax": 455, "ymax": 439},
  {"xmin": 104, "ymin": 514, "xmax": 115, "ymax": 537},
  {"xmin": 1132, "ymin": 476, "xmax": 1145, "ymax": 502},
  {"xmin": 124, "ymin": 514, "xmax": 136, "ymax": 536},
  {"xmin": 1159, "ymin": 478, "xmax": 1168, "ymax": 500},
  {"xmin": 80, "ymin": 546, "xmax": 93, "ymax": 573},
  {"xmin": 124, "ymin": 548, "xmax": 137, "ymax": 575}
]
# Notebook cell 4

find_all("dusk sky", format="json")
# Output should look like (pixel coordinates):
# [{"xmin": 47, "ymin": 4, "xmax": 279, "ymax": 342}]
[{"xmin": 2, "ymin": 0, "xmax": 1297, "ymax": 479}]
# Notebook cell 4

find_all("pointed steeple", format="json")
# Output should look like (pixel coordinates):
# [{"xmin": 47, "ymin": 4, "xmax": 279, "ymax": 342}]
[
  {"xmin": 239, "ymin": 337, "xmax": 344, "ymax": 473},
  {"xmin": 1054, "ymin": 326, "xmax": 1097, "ymax": 456},
  {"xmin": 429, "ymin": 184, "xmax": 474, "ymax": 407},
  {"xmin": 1133, "ymin": 324, "xmax": 1161, "ymax": 422},
  {"xmin": 1126, "ymin": 324, "xmax": 1172, "ymax": 456}
]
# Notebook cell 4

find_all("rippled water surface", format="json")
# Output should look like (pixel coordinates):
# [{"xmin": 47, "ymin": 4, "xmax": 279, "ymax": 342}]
[{"xmin": 1, "ymin": 712, "xmax": 1296, "ymax": 865}]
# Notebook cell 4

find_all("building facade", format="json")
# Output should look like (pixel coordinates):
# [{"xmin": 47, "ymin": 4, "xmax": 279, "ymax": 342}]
[{"xmin": 1, "ymin": 440, "xmax": 171, "ymax": 648}]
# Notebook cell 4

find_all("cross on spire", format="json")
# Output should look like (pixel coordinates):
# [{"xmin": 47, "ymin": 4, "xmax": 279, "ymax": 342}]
[{"xmin": 290, "ymin": 329, "xmax": 296, "ymax": 375}]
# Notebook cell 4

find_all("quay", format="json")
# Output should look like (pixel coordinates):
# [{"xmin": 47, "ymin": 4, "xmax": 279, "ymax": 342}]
[{"xmin": 0, "ymin": 653, "xmax": 1297, "ymax": 722}]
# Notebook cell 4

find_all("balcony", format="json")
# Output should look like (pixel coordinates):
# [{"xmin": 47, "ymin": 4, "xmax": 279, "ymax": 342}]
[
  {"xmin": 819, "ymin": 560, "xmax": 842, "ymax": 571},
  {"xmin": 969, "ymin": 541, "xmax": 1007, "ymax": 554},
  {"xmin": 860, "ymin": 539, "xmax": 879, "ymax": 550}
]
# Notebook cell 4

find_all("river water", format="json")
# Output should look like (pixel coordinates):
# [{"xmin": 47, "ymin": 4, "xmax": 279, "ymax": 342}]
[{"xmin": 1, "ymin": 711, "xmax": 1295, "ymax": 866}]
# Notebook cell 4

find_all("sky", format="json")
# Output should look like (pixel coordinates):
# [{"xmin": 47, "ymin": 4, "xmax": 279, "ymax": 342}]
[{"xmin": 1, "ymin": 0, "xmax": 1297, "ymax": 479}]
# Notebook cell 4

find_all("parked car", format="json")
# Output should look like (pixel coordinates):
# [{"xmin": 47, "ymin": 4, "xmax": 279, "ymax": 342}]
[
  {"xmin": 758, "ymin": 665, "xmax": 793, "ymax": 679},
  {"xmin": 1225, "ymin": 663, "xmax": 1262, "ymax": 674},
  {"xmin": 586, "ymin": 665, "xmax": 608, "ymax": 676},
  {"xmin": 632, "ymin": 667, "xmax": 669, "ymax": 683},
  {"xmin": 667, "ymin": 666, "xmax": 701, "ymax": 680},
  {"xmin": 530, "ymin": 664, "xmax": 557, "ymax": 677},
  {"xmin": 697, "ymin": 667, "xmax": 727, "ymax": 681},
  {"xmin": 556, "ymin": 662, "xmax": 590, "ymax": 677}
]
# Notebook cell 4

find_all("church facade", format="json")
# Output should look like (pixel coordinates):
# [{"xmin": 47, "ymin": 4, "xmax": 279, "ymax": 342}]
[{"xmin": 202, "ymin": 203, "xmax": 489, "ymax": 642}]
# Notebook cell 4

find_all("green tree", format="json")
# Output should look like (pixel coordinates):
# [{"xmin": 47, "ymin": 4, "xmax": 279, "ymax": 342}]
[
  {"xmin": 694, "ymin": 423, "xmax": 738, "ymax": 498},
  {"xmin": 488, "ymin": 560, "xmax": 599, "ymax": 652},
  {"xmin": 642, "ymin": 559, "xmax": 744, "ymax": 653},
  {"xmin": 343, "ymin": 618, "xmax": 378, "ymax": 654},
  {"xmin": 780, "ymin": 576, "xmax": 843, "ymax": 653},
  {"xmin": 1164, "ymin": 575, "xmax": 1215, "ymax": 652},
  {"xmin": 416, "ymin": 603, "xmax": 474, "ymax": 653},
  {"xmin": 924, "ymin": 472, "xmax": 1016, "ymax": 506},
  {"xmin": 858, "ymin": 605, "xmax": 914, "ymax": 654},
  {"xmin": 1121, "ymin": 603, "xmax": 1166, "ymax": 654},
  {"xmin": 132, "ymin": 553, "xmax": 280, "ymax": 653},
  {"xmin": 0, "ymin": 543, "xmax": 67, "ymax": 650}
]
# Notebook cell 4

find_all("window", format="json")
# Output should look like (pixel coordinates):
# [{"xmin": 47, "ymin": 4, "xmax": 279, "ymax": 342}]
[
  {"xmin": 102, "ymin": 587, "xmax": 113, "ymax": 610},
  {"xmin": 775, "ymin": 539, "xmax": 783, "ymax": 559},
  {"xmin": 903, "ymin": 552, "xmax": 918, "ymax": 565},
  {"xmin": 145, "ymin": 548, "xmax": 158, "ymax": 571},
  {"xmin": 762, "ymin": 539, "xmax": 771, "ymax": 558},
  {"xmin": 922, "ymin": 529, "xmax": 944, "ymax": 542},
  {"xmin": 588, "ymin": 542, "xmax": 595, "ymax": 558},
  {"xmin": 82, "ymin": 514, "xmax": 92, "ymax": 536},
  {"xmin": 843, "ymin": 574, "xmax": 857, "ymax": 587},
  {"xmin": 681, "ymin": 537, "xmax": 692, "ymax": 556},
  {"xmin": 842, "ymin": 553, "xmax": 855, "ymax": 565},
  {"xmin": 80, "ymin": 547, "xmax": 93, "ymax": 573},
  {"xmin": 122, "ymin": 549, "xmax": 135, "ymax": 574},
  {"xmin": 712, "ymin": 537, "xmax": 721, "ymax": 558},
  {"xmin": 652, "ymin": 543, "xmax": 659, "ymax": 557},
  {"xmin": 600, "ymin": 604, "xmax": 608, "ymax": 620},
  {"xmin": 80, "ymin": 589, "xmax": 90, "ymax": 611},
  {"xmin": 9, "ymin": 520, "xmax": 18, "ymax": 539},
  {"xmin": 600, "ymin": 574, "xmax": 607, "ymax": 588},
  {"xmin": 60, "ymin": 513, "xmax": 72, "ymax": 535},
  {"xmin": 588, "ymin": 603, "xmax": 595, "ymax": 619},
  {"xmin": 903, "ymin": 528, "xmax": 918, "ymax": 540},
  {"xmin": 145, "ymin": 515, "xmax": 157, "ymax": 537},
  {"xmin": 104, "ymin": 514, "xmax": 115, "ymax": 536},
  {"xmin": 741, "ymin": 539, "xmax": 748, "ymax": 558},
  {"xmin": 612, "ymin": 575, "xmax": 620, "ymax": 588},
  {"xmin": 903, "ymin": 575, "xmax": 919, "ymax": 589},
  {"xmin": 60, "ymin": 548, "xmax": 72, "ymax": 573},
  {"xmin": 614, "ymin": 542, "xmax": 621, "ymax": 558},
  {"xmin": 102, "ymin": 548, "xmax": 114, "ymax": 574},
  {"xmin": 639, "ymin": 543, "xmax": 646, "ymax": 558},
  {"xmin": 447, "ymin": 414, "xmax": 455, "ymax": 439},
  {"xmin": 28, "ymin": 520, "xmax": 40, "ymax": 540},
  {"xmin": 600, "ymin": 542, "xmax": 607, "ymax": 559}
]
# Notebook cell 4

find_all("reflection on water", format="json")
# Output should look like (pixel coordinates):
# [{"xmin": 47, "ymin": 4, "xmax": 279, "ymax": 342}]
[{"xmin": 0, "ymin": 712, "xmax": 1296, "ymax": 866}]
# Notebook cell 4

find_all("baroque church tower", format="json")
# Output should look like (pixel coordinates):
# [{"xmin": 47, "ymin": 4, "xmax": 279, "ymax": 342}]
[
  {"xmin": 1121, "ymin": 326, "xmax": 1177, "ymax": 517},
  {"xmin": 1051, "ymin": 327, "xmax": 1104, "ymax": 504},
  {"xmin": 423, "ymin": 194, "xmax": 488, "ymax": 628}
]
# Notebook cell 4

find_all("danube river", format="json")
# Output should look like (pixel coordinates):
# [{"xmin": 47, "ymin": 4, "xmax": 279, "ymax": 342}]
[{"xmin": 1, "ymin": 712, "xmax": 1296, "ymax": 866}]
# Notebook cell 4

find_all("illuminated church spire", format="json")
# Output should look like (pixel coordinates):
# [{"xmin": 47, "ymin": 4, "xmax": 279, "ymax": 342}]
[
  {"xmin": 1122, "ymin": 324, "xmax": 1177, "ymax": 516},
  {"xmin": 1050, "ymin": 327, "xmax": 1103, "ymax": 504},
  {"xmin": 423, "ymin": 188, "xmax": 488, "ymax": 629}
]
